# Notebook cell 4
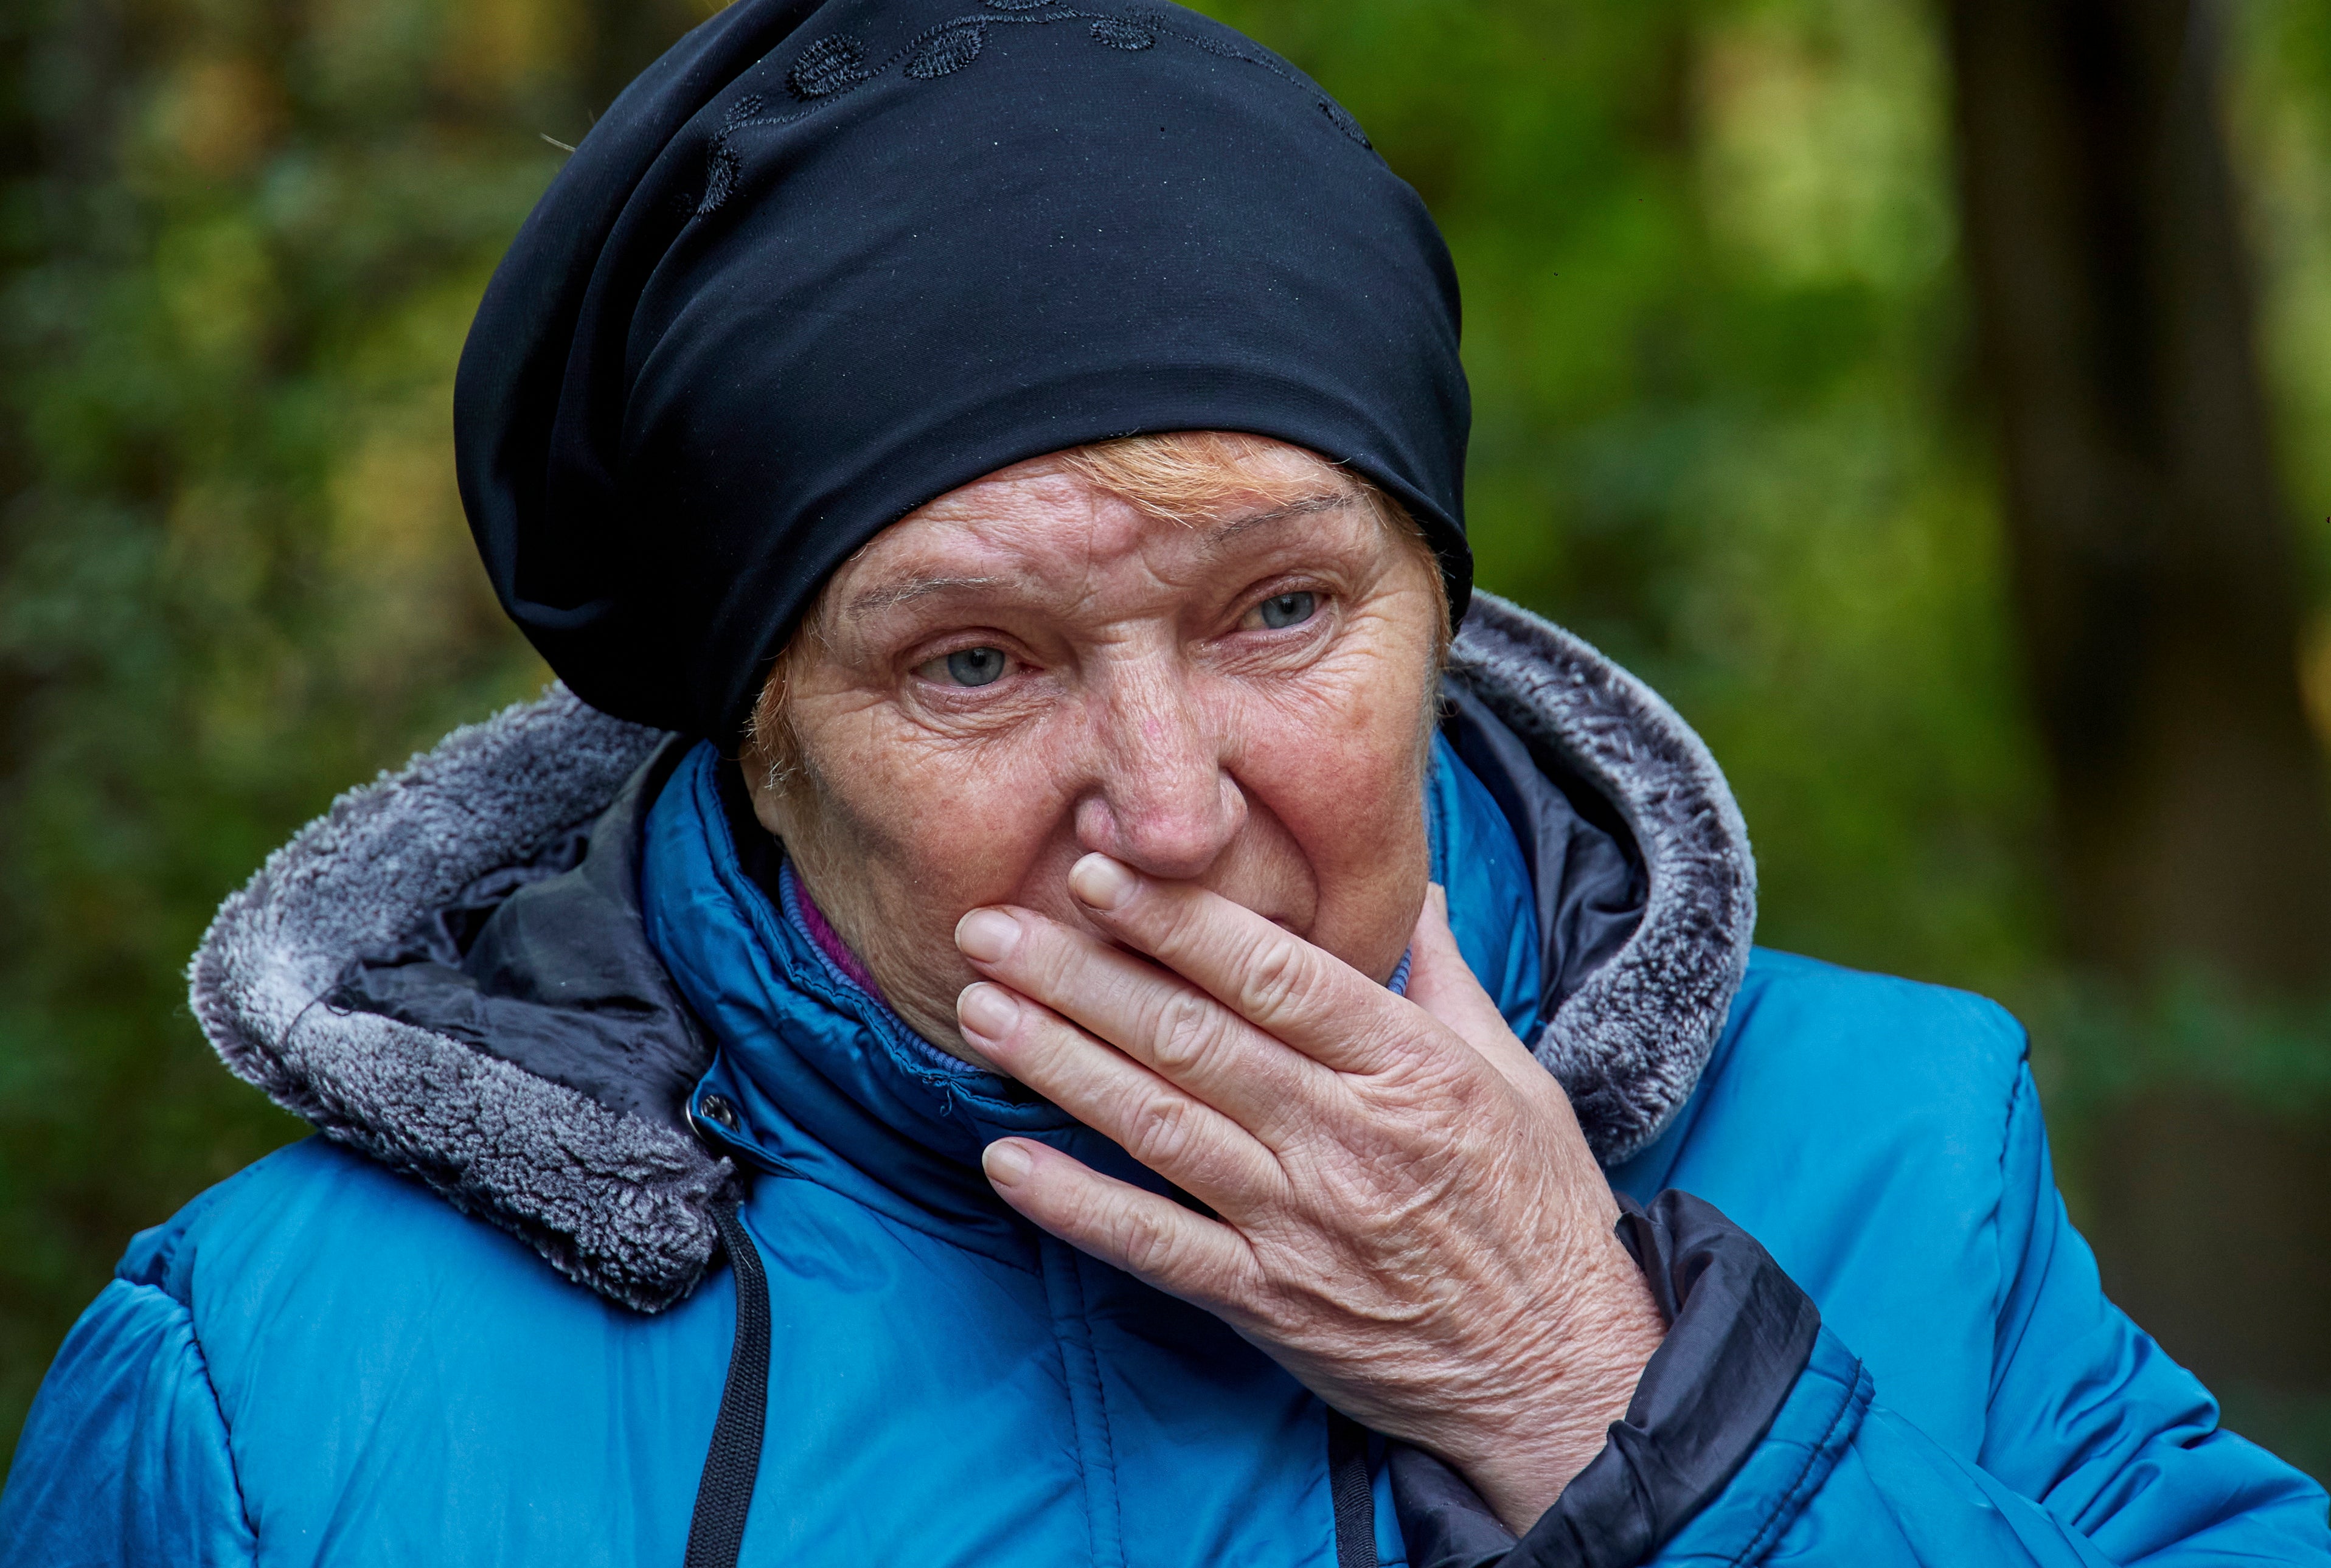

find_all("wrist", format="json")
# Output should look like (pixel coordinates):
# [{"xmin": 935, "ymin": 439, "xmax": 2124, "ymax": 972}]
[
  {"xmin": 1390, "ymin": 1191, "xmax": 1827, "ymax": 1568},
  {"xmin": 1443, "ymin": 1235, "xmax": 1667, "ymax": 1532}
]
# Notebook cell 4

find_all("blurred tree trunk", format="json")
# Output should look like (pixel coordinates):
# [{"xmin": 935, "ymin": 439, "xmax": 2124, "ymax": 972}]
[{"xmin": 1944, "ymin": 0, "xmax": 2331, "ymax": 1393}]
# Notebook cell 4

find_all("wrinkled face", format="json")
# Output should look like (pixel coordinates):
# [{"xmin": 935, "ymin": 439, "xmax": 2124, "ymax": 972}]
[{"xmin": 748, "ymin": 437, "xmax": 1445, "ymax": 1057}]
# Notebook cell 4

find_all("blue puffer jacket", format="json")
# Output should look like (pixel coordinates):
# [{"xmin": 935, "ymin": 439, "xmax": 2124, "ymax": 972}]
[{"xmin": 4, "ymin": 596, "xmax": 2325, "ymax": 1566}]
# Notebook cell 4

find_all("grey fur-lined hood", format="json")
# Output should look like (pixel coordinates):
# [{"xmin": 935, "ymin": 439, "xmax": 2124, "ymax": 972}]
[{"xmin": 189, "ymin": 592, "xmax": 1755, "ymax": 1312}]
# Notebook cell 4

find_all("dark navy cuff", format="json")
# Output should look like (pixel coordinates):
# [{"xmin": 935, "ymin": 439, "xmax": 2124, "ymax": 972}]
[{"xmin": 1389, "ymin": 1190, "xmax": 1822, "ymax": 1568}]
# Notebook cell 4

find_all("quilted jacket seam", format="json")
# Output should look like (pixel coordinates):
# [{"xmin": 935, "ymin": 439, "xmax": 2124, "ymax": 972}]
[
  {"xmin": 158, "ymin": 1282, "xmax": 263, "ymax": 1558},
  {"xmin": 1726, "ymin": 1356, "xmax": 1870, "ymax": 1567}
]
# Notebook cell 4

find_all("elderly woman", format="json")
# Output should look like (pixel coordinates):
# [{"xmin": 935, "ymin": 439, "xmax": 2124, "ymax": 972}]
[{"xmin": 4, "ymin": 1, "xmax": 2327, "ymax": 1564}]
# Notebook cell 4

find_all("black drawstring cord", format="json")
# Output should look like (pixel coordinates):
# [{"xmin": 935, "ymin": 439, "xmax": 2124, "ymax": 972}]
[
  {"xmin": 684, "ymin": 1202, "xmax": 772, "ymax": 1568},
  {"xmin": 1329, "ymin": 1409, "xmax": 1382, "ymax": 1568},
  {"xmin": 681, "ymin": 1195, "xmax": 1378, "ymax": 1568}
]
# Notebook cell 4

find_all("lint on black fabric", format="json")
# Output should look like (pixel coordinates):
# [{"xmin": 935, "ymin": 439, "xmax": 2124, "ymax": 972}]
[{"xmin": 456, "ymin": 0, "xmax": 1471, "ymax": 741}]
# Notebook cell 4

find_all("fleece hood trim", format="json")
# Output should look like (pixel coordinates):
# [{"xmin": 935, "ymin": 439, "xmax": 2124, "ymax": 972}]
[
  {"xmin": 1450, "ymin": 596, "xmax": 1758, "ymax": 1163},
  {"xmin": 185, "ymin": 592, "xmax": 1755, "ymax": 1311}
]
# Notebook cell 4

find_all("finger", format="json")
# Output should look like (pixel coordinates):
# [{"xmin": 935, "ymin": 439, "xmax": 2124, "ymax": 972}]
[
  {"xmin": 1405, "ymin": 892, "xmax": 1601, "ymax": 1169},
  {"xmin": 1403, "ymin": 884, "xmax": 1544, "ymax": 1091},
  {"xmin": 982, "ymin": 1136, "xmax": 1260, "ymax": 1311},
  {"xmin": 956, "ymin": 904, "xmax": 1330, "ymax": 1143},
  {"xmin": 1063, "ymin": 855, "xmax": 1411, "ymax": 1074},
  {"xmin": 957, "ymin": 981, "xmax": 1282, "ymax": 1209}
]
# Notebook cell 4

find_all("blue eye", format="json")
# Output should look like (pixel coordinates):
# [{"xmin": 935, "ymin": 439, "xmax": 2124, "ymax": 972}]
[
  {"xmin": 944, "ymin": 647, "xmax": 1007, "ymax": 686},
  {"xmin": 1257, "ymin": 591, "xmax": 1316, "ymax": 630}
]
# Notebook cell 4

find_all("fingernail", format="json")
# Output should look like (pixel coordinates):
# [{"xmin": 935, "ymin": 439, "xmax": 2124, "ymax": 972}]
[
  {"xmin": 957, "ymin": 982, "xmax": 1022, "ymax": 1042},
  {"xmin": 1069, "ymin": 853, "xmax": 1138, "ymax": 911},
  {"xmin": 955, "ymin": 907, "xmax": 1021, "ymax": 963},
  {"xmin": 983, "ymin": 1140, "xmax": 1033, "ymax": 1187}
]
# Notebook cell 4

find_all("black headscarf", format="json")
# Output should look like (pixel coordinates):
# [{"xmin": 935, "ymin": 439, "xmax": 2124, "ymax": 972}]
[{"xmin": 456, "ymin": 0, "xmax": 1471, "ymax": 740}]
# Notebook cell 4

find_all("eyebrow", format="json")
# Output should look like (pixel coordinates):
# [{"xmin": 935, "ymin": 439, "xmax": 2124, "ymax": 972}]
[
  {"xmin": 842, "ymin": 492, "xmax": 1355, "ymax": 619},
  {"xmin": 845, "ymin": 574, "xmax": 1009, "ymax": 619},
  {"xmin": 1204, "ymin": 491, "xmax": 1353, "ymax": 547}
]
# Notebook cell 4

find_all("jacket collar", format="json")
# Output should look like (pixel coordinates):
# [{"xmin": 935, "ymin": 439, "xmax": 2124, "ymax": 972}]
[
  {"xmin": 187, "ymin": 592, "xmax": 1755, "ymax": 1310},
  {"xmin": 642, "ymin": 740, "xmax": 1163, "ymax": 1255},
  {"xmin": 635, "ymin": 729, "xmax": 1549, "ymax": 1248},
  {"xmin": 1447, "ymin": 595, "xmax": 1757, "ymax": 1163}
]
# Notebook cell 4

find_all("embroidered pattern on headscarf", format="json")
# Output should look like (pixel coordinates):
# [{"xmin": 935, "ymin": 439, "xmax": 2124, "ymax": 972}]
[{"xmin": 693, "ymin": 0, "xmax": 1370, "ymax": 216}]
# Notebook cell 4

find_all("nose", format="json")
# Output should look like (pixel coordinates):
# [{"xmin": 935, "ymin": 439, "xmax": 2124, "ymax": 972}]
[{"xmin": 1072, "ymin": 665, "xmax": 1245, "ymax": 881}]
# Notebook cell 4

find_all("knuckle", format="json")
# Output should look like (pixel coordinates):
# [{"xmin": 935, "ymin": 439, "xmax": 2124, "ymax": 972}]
[
  {"xmin": 1111, "ymin": 1203, "xmax": 1179, "ymax": 1277},
  {"xmin": 1023, "ymin": 924, "xmax": 1082, "ymax": 994},
  {"xmin": 1240, "ymin": 941, "xmax": 1315, "ymax": 1025},
  {"xmin": 1150, "ymin": 988, "xmax": 1223, "ymax": 1077},
  {"xmin": 1123, "ymin": 1090, "xmax": 1200, "ymax": 1169},
  {"xmin": 1240, "ymin": 938, "xmax": 1327, "ymax": 1030},
  {"xmin": 1153, "ymin": 889, "xmax": 1212, "ymax": 951}
]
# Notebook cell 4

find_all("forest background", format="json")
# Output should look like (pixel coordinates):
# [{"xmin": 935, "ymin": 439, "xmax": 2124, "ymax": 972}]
[{"xmin": 4, "ymin": 0, "xmax": 2330, "ymax": 1479}]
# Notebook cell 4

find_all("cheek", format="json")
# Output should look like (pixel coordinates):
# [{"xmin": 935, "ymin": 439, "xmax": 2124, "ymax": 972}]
[
  {"xmin": 1226, "ymin": 635, "xmax": 1436, "ymax": 961},
  {"xmin": 794, "ymin": 697, "xmax": 1084, "ymax": 908},
  {"xmin": 1251, "ymin": 704, "xmax": 1428, "ymax": 866}
]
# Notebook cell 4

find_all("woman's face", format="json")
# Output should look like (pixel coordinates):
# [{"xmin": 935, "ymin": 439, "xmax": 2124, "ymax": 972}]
[{"xmin": 750, "ymin": 438, "xmax": 1445, "ymax": 1058}]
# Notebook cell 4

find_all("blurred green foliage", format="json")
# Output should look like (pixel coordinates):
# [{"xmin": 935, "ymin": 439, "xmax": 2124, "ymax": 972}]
[
  {"xmin": 1209, "ymin": 0, "xmax": 2049, "ymax": 993},
  {"xmin": 2, "ymin": 0, "xmax": 2329, "ymax": 1475},
  {"xmin": 0, "ymin": 0, "xmax": 665, "ymax": 1449}
]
